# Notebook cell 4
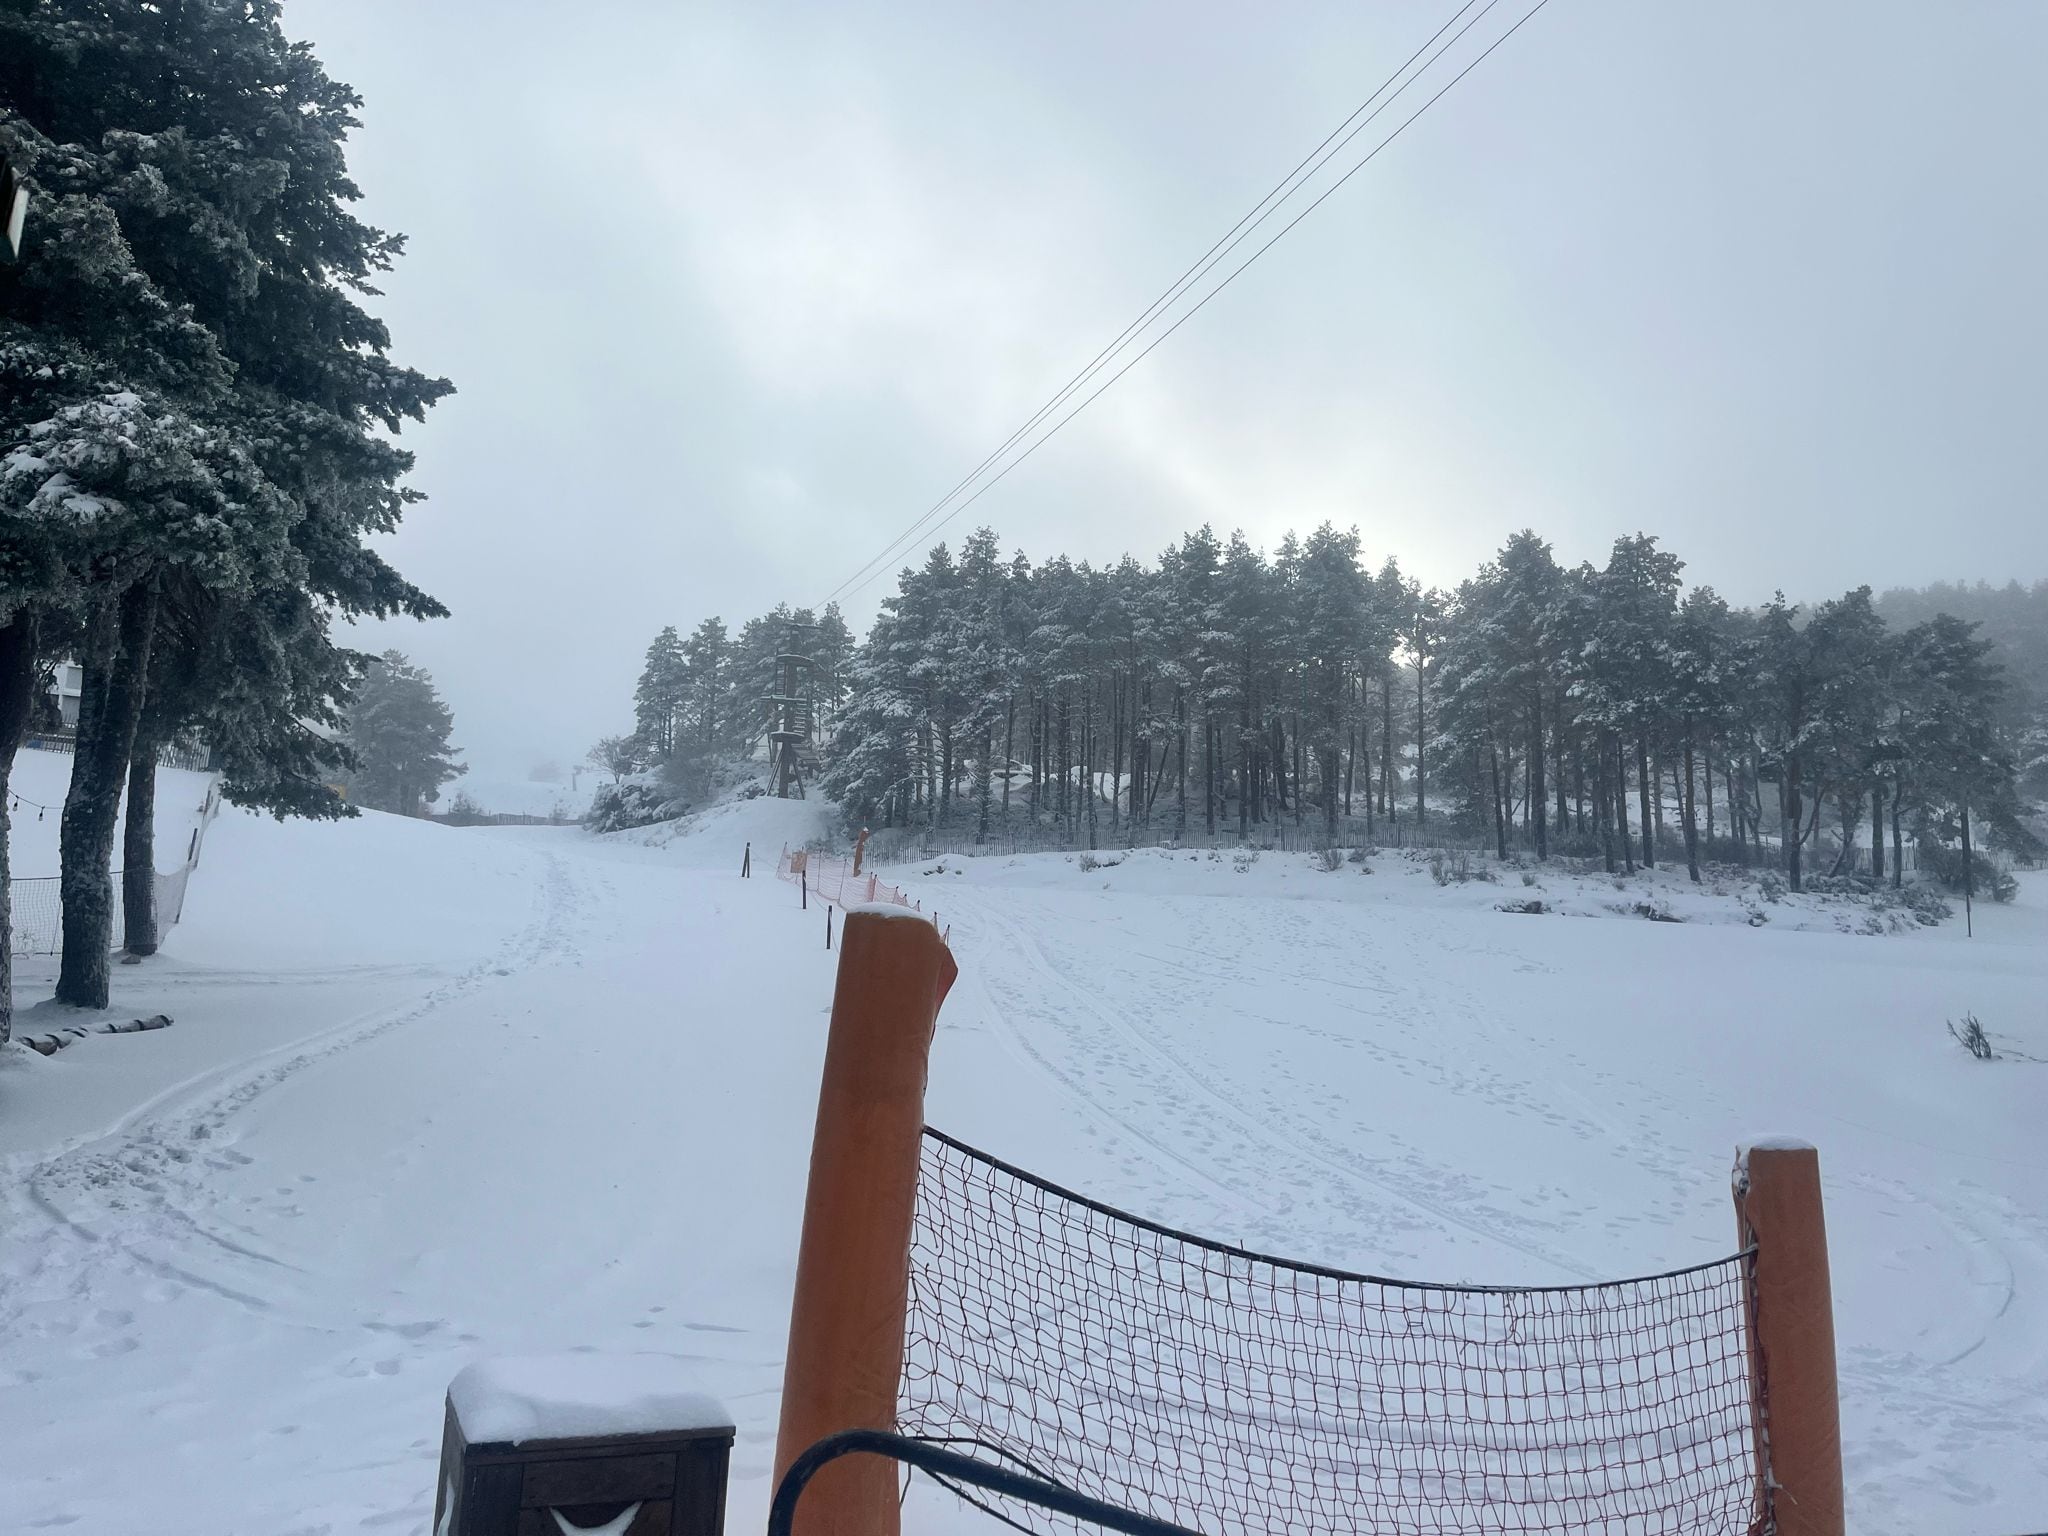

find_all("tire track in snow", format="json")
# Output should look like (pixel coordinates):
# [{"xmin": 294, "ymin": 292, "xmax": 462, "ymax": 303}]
[{"xmin": 0, "ymin": 848, "xmax": 585, "ymax": 1344}]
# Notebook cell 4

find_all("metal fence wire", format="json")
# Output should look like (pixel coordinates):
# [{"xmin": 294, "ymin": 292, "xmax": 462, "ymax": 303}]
[{"xmin": 902, "ymin": 1129, "xmax": 1763, "ymax": 1536}]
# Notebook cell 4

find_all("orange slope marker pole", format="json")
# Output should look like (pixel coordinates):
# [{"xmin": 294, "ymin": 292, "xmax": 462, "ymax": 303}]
[
  {"xmin": 1734, "ymin": 1140, "xmax": 1845, "ymax": 1536},
  {"xmin": 773, "ymin": 910, "xmax": 957, "ymax": 1536}
]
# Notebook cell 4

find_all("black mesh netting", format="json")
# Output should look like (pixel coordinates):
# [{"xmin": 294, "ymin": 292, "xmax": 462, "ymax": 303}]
[{"xmin": 901, "ymin": 1128, "xmax": 1764, "ymax": 1536}]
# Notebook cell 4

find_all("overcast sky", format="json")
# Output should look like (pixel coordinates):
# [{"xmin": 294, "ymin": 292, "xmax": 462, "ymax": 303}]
[{"xmin": 287, "ymin": 0, "xmax": 2048, "ymax": 785}]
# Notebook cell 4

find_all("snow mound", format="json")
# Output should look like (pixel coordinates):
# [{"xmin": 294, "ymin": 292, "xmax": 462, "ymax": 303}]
[
  {"xmin": 612, "ymin": 788, "xmax": 834, "ymax": 871},
  {"xmin": 449, "ymin": 1354, "xmax": 731, "ymax": 1445}
]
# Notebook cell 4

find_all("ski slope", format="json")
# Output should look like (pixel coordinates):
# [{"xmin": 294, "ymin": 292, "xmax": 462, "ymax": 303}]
[{"xmin": 1, "ymin": 794, "xmax": 2043, "ymax": 1535}]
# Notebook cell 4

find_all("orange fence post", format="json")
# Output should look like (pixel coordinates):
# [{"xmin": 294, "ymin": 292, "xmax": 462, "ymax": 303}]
[
  {"xmin": 773, "ymin": 911, "xmax": 958, "ymax": 1536},
  {"xmin": 1733, "ymin": 1140, "xmax": 1844, "ymax": 1536}
]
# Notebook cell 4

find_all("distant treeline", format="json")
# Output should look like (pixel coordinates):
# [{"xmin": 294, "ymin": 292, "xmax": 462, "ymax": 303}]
[
  {"xmin": 619, "ymin": 530, "xmax": 2044, "ymax": 892},
  {"xmin": 822, "ymin": 529, "xmax": 2045, "ymax": 889}
]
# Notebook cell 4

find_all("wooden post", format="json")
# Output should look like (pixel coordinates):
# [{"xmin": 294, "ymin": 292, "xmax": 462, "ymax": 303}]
[
  {"xmin": 802, "ymin": 866, "xmax": 808, "ymax": 910},
  {"xmin": 743, "ymin": 842, "xmax": 752, "ymax": 879},
  {"xmin": 773, "ymin": 910, "xmax": 957, "ymax": 1536},
  {"xmin": 1733, "ymin": 1140, "xmax": 1844, "ymax": 1536},
  {"xmin": 825, "ymin": 906, "xmax": 833, "ymax": 950}
]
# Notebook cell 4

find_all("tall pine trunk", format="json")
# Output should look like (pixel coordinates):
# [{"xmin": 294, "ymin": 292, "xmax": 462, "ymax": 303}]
[
  {"xmin": 975, "ymin": 727, "xmax": 993, "ymax": 845},
  {"xmin": 1176, "ymin": 692, "xmax": 1188, "ymax": 837},
  {"xmin": 1681, "ymin": 730, "xmax": 1701, "ymax": 883},
  {"xmin": 1869, "ymin": 785, "xmax": 1884, "ymax": 881},
  {"xmin": 1202, "ymin": 719, "xmax": 1215, "ymax": 836},
  {"xmin": 1595, "ymin": 741, "xmax": 1614, "ymax": 873},
  {"xmin": 1529, "ymin": 689, "xmax": 1547, "ymax": 860},
  {"xmin": 1616, "ymin": 737, "xmax": 1635, "ymax": 873},
  {"xmin": 58, "ymin": 580, "xmax": 160, "ymax": 1009},
  {"xmin": 1380, "ymin": 671, "xmax": 1394, "ymax": 814},
  {"xmin": 0, "ymin": 616, "xmax": 44, "ymax": 1045},
  {"xmin": 1781, "ymin": 755, "xmax": 1804, "ymax": 893},
  {"xmin": 1414, "ymin": 666, "xmax": 1427, "ymax": 825},
  {"xmin": 1001, "ymin": 696, "xmax": 1015, "ymax": 824},
  {"xmin": 1488, "ymin": 744, "xmax": 1508, "ymax": 859},
  {"xmin": 123, "ymin": 732, "xmax": 162, "ymax": 955},
  {"xmin": 1890, "ymin": 789, "xmax": 1904, "ymax": 888},
  {"xmin": 1636, "ymin": 736, "xmax": 1654, "ymax": 868},
  {"xmin": 1704, "ymin": 739, "xmax": 1716, "ymax": 842}
]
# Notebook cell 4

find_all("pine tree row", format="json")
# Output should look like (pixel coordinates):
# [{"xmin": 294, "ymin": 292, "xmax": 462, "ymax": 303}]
[{"xmin": 811, "ymin": 525, "xmax": 2040, "ymax": 890}]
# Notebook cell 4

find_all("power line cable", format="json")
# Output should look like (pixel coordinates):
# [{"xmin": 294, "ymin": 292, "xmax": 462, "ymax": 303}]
[
  {"xmin": 819, "ymin": 0, "xmax": 1503, "ymax": 608},
  {"xmin": 830, "ymin": 0, "xmax": 1553, "ymax": 604}
]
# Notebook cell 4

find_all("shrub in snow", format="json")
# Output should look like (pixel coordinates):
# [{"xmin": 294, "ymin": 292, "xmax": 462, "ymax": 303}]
[
  {"xmin": 1758, "ymin": 870, "xmax": 1787, "ymax": 903},
  {"xmin": 1313, "ymin": 848, "xmax": 1343, "ymax": 873},
  {"xmin": 1900, "ymin": 883, "xmax": 1953, "ymax": 926},
  {"xmin": 1917, "ymin": 841, "xmax": 2019, "ymax": 904},
  {"xmin": 1231, "ymin": 850, "xmax": 1259, "ymax": 874},
  {"xmin": 584, "ymin": 777, "xmax": 688, "ymax": 834},
  {"xmin": 1428, "ymin": 851, "xmax": 1494, "ymax": 885},
  {"xmin": 1619, "ymin": 899, "xmax": 1682, "ymax": 923},
  {"xmin": 1948, "ymin": 1013, "xmax": 1997, "ymax": 1060},
  {"xmin": 1803, "ymin": 873, "xmax": 1879, "ymax": 898},
  {"xmin": 1521, "ymin": 871, "xmax": 1538, "ymax": 888},
  {"xmin": 1496, "ymin": 897, "xmax": 1547, "ymax": 915},
  {"xmin": 1078, "ymin": 852, "xmax": 1124, "ymax": 872}
]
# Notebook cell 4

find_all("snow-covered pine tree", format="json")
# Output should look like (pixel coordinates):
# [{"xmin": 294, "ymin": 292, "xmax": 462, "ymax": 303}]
[
  {"xmin": 344, "ymin": 651, "xmax": 465, "ymax": 817},
  {"xmin": 2, "ymin": 0, "xmax": 450, "ymax": 1017},
  {"xmin": 633, "ymin": 627, "xmax": 689, "ymax": 760}
]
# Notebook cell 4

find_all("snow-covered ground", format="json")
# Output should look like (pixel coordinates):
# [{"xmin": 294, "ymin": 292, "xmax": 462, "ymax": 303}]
[
  {"xmin": 447, "ymin": 772, "xmax": 593, "ymax": 821},
  {"xmin": 6, "ymin": 745, "xmax": 215, "ymax": 878},
  {"xmin": 2, "ymin": 788, "xmax": 2044, "ymax": 1534}
]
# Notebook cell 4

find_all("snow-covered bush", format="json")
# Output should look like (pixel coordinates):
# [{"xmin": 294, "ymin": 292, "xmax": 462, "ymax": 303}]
[
  {"xmin": 1917, "ymin": 841, "xmax": 2019, "ymax": 904},
  {"xmin": 1232, "ymin": 850, "xmax": 1259, "ymax": 874},
  {"xmin": 1620, "ymin": 899, "xmax": 1682, "ymax": 923},
  {"xmin": 1313, "ymin": 848, "xmax": 1343, "ymax": 873},
  {"xmin": 1899, "ymin": 883, "xmax": 1954, "ymax": 925},
  {"xmin": 584, "ymin": 776, "xmax": 687, "ymax": 834},
  {"xmin": 1758, "ymin": 870, "xmax": 1787, "ymax": 903},
  {"xmin": 1496, "ymin": 897, "xmax": 1547, "ymax": 915}
]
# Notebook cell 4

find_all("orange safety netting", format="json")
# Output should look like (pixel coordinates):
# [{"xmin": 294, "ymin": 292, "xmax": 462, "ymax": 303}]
[{"xmin": 778, "ymin": 844, "xmax": 917, "ymax": 911}]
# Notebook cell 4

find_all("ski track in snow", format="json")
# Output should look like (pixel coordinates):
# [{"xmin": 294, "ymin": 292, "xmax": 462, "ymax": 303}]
[
  {"xmin": 0, "ymin": 851, "xmax": 584, "ymax": 1352},
  {"xmin": 941, "ymin": 883, "xmax": 1681, "ymax": 1282},
  {"xmin": 3, "ymin": 812, "xmax": 2045, "ymax": 1535}
]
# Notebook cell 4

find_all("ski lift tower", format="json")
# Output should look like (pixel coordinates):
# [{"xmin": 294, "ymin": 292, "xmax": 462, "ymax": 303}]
[{"xmin": 761, "ymin": 620, "xmax": 817, "ymax": 799}]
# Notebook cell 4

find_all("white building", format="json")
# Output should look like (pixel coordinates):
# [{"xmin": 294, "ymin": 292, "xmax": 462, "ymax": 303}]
[{"xmin": 45, "ymin": 658, "xmax": 83, "ymax": 728}]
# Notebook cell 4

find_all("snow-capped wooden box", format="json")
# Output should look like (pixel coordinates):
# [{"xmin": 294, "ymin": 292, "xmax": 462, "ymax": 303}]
[{"xmin": 435, "ymin": 1357, "xmax": 734, "ymax": 1536}]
